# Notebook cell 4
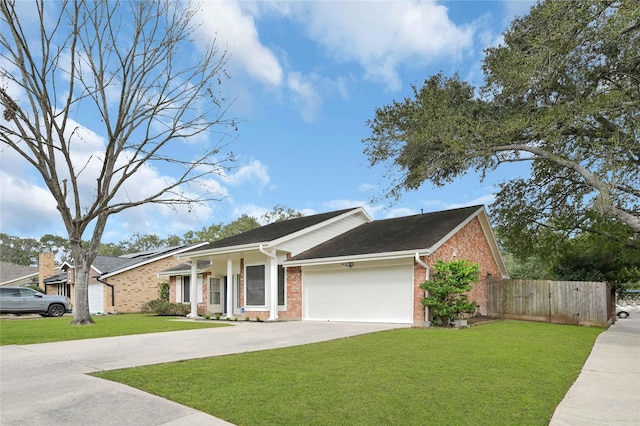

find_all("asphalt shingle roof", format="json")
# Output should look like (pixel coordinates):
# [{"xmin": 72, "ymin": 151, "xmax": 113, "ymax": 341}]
[
  {"xmin": 288, "ymin": 205, "xmax": 483, "ymax": 261},
  {"xmin": 187, "ymin": 208, "xmax": 359, "ymax": 251},
  {"xmin": 43, "ymin": 243, "xmax": 204, "ymax": 281},
  {"xmin": 0, "ymin": 262, "xmax": 38, "ymax": 284}
]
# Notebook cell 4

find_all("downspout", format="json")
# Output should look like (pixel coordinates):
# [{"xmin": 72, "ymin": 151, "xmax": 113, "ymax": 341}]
[
  {"xmin": 259, "ymin": 244, "xmax": 279, "ymax": 321},
  {"xmin": 415, "ymin": 253, "xmax": 431, "ymax": 327},
  {"xmin": 96, "ymin": 276, "xmax": 115, "ymax": 311}
]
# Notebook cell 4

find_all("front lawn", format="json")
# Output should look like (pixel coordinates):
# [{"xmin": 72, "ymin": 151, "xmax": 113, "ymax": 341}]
[
  {"xmin": 95, "ymin": 320, "xmax": 602, "ymax": 425},
  {"xmin": 0, "ymin": 314, "xmax": 229, "ymax": 345}
]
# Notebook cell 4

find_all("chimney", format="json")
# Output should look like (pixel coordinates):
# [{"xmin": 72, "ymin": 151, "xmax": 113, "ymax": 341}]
[{"xmin": 39, "ymin": 252, "xmax": 55, "ymax": 292}]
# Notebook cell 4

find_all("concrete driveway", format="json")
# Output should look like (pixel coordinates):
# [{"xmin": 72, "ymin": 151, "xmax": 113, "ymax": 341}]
[{"xmin": 0, "ymin": 320, "xmax": 406, "ymax": 426}]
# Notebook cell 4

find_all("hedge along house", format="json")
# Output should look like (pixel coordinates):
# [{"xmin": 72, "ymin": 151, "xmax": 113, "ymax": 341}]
[
  {"xmin": 167, "ymin": 206, "xmax": 508, "ymax": 325},
  {"xmin": 42, "ymin": 243, "xmax": 207, "ymax": 314}
]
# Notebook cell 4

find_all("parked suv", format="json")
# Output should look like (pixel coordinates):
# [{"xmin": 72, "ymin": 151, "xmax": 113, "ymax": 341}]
[{"xmin": 0, "ymin": 286, "xmax": 71, "ymax": 317}]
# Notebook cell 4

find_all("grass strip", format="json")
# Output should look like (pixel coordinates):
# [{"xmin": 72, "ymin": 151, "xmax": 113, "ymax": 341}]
[
  {"xmin": 0, "ymin": 314, "xmax": 229, "ymax": 345},
  {"xmin": 95, "ymin": 320, "xmax": 602, "ymax": 425}
]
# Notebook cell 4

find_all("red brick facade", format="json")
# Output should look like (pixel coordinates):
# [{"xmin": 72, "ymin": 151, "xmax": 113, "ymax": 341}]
[{"xmin": 412, "ymin": 217, "xmax": 502, "ymax": 323}]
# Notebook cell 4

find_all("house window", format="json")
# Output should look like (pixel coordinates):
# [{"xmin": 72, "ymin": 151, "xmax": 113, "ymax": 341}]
[
  {"xmin": 57, "ymin": 284, "xmax": 71, "ymax": 297},
  {"xmin": 182, "ymin": 276, "xmax": 190, "ymax": 303},
  {"xmin": 209, "ymin": 278, "xmax": 221, "ymax": 305},
  {"xmin": 246, "ymin": 265, "xmax": 265, "ymax": 306},
  {"xmin": 278, "ymin": 265, "xmax": 285, "ymax": 306}
]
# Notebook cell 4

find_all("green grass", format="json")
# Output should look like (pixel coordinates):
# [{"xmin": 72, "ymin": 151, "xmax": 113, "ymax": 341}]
[
  {"xmin": 94, "ymin": 321, "xmax": 603, "ymax": 426},
  {"xmin": 0, "ymin": 314, "xmax": 229, "ymax": 345}
]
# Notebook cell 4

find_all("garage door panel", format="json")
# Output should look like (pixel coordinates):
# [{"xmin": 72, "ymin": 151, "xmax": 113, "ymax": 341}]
[
  {"xmin": 88, "ymin": 284, "xmax": 103, "ymax": 314},
  {"xmin": 303, "ymin": 265, "xmax": 413, "ymax": 324}
]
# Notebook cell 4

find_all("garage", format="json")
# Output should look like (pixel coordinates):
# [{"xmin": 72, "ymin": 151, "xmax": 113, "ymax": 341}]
[
  {"xmin": 88, "ymin": 284, "xmax": 104, "ymax": 314},
  {"xmin": 302, "ymin": 261, "xmax": 414, "ymax": 324}
]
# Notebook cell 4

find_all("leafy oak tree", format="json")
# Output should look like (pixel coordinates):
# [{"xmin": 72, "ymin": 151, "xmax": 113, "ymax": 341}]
[
  {"xmin": 363, "ymin": 0, "xmax": 639, "ymax": 251},
  {"xmin": 0, "ymin": 1, "xmax": 235, "ymax": 324}
]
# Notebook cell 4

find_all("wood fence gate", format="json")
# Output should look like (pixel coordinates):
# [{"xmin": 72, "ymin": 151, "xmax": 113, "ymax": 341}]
[{"xmin": 486, "ymin": 279, "xmax": 613, "ymax": 327}]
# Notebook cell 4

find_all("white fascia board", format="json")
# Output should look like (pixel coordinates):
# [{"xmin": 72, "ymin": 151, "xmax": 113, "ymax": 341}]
[
  {"xmin": 285, "ymin": 248, "xmax": 432, "ymax": 267},
  {"xmin": 157, "ymin": 267, "xmax": 209, "ymax": 277},
  {"xmin": 100, "ymin": 242, "xmax": 209, "ymax": 279},
  {"xmin": 477, "ymin": 212, "xmax": 510, "ymax": 279},
  {"xmin": 176, "ymin": 242, "xmax": 266, "ymax": 261},
  {"xmin": 1, "ymin": 272, "xmax": 39, "ymax": 285},
  {"xmin": 269, "ymin": 207, "xmax": 372, "ymax": 247}
]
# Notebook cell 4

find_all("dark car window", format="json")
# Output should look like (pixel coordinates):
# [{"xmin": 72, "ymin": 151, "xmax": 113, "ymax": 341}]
[{"xmin": 0, "ymin": 288, "xmax": 21, "ymax": 297}]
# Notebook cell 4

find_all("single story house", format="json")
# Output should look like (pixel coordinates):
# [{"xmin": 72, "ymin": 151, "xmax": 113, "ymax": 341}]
[
  {"xmin": 0, "ymin": 262, "xmax": 40, "ymax": 287},
  {"xmin": 0, "ymin": 252, "xmax": 60, "ymax": 288},
  {"xmin": 161, "ymin": 205, "xmax": 509, "ymax": 325},
  {"xmin": 43, "ymin": 243, "xmax": 206, "ymax": 314}
]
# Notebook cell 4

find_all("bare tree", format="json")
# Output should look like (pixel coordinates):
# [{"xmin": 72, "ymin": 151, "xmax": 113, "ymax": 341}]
[{"xmin": 0, "ymin": 0, "xmax": 236, "ymax": 324}]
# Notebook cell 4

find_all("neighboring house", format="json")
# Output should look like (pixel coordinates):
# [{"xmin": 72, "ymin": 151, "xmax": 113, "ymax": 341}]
[
  {"xmin": 43, "ymin": 244, "xmax": 206, "ymax": 314},
  {"xmin": 0, "ymin": 252, "xmax": 59, "ymax": 288},
  {"xmin": 161, "ymin": 206, "xmax": 509, "ymax": 325},
  {"xmin": 0, "ymin": 262, "xmax": 39, "ymax": 287}
]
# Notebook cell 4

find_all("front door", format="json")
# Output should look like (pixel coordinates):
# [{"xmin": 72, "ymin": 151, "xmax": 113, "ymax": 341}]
[{"xmin": 208, "ymin": 277, "xmax": 224, "ymax": 314}]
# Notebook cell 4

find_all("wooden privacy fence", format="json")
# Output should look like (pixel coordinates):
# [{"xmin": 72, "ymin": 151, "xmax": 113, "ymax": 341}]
[{"xmin": 486, "ymin": 279, "xmax": 613, "ymax": 327}]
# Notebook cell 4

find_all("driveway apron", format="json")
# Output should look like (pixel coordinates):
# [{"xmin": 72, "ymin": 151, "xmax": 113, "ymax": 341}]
[{"xmin": 0, "ymin": 321, "xmax": 406, "ymax": 426}]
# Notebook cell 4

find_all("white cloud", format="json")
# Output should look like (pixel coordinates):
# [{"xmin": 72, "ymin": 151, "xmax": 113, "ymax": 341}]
[
  {"xmin": 0, "ymin": 172, "xmax": 61, "ymax": 237},
  {"xmin": 417, "ymin": 193, "xmax": 496, "ymax": 213},
  {"xmin": 224, "ymin": 159, "xmax": 270, "ymax": 188},
  {"xmin": 384, "ymin": 207, "xmax": 417, "ymax": 218},
  {"xmin": 292, "ymin": 1, "xmax": 475, "ymax": 91},
  {"xmin": 445, "ymin": 194, "xmax": 496, "ymax": 210},
  {"xmin": 287, "ymin": 72, "xmax": 322, "ymax": 123},
  {"xmin": 358, "ymin": 183, "xmax": 377, "ymax": 192},
  {"xmin": 231, "ymin": 204, "xmax": 269, "ymax": 224},
  {"xmin": 196, "ymin": 1, "xmax": 283, "ymax": 87}
]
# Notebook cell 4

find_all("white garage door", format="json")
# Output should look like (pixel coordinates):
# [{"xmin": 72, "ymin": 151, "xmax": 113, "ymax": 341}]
[
  {"xmin": 88, "ymin": 284, "xmax": 104, "ymax": 314},
  {"xmin": 303, "ymin": 263, "xmax": 413, "ymax": 324}
]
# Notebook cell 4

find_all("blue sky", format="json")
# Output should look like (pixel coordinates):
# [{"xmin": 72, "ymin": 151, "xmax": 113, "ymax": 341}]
[{"xmin": 0, "ymin": 0, "xmax": 535, "ymax": 243}]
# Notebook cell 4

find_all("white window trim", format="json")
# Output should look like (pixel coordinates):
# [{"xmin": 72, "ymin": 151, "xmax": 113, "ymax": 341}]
[{"xmin": 244, "ymin": 263, "xmax": 267, "ymax": 308}]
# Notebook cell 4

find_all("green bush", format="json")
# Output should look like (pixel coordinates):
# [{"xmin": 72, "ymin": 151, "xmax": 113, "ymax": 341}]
[
  {"xmin": 158, "ymin": 282, "xmax": 170, "ymax": 302},
  {"xmin": 420, "ymin": 259, "xmax": 479, "ymax": 326},
  {"xmin": 141, "ymin": 299, "xmax": 190, "ymax": 316}
]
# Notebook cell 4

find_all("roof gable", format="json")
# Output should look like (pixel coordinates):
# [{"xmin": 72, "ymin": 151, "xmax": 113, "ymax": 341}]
[
  {"xmin": 288, "ymin": 206, "xmax": 484, "ymax": 261},
  {"xmin": 44, "ymin": 243, "xmax": 207, "ymax": 281},
  {"xmin": 184, "ymin": 208, "xmax": 362, "ymax": 252}
]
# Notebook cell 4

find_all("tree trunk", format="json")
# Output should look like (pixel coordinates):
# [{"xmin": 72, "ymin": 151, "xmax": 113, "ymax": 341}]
[{"xmin": 70, "ymin": 245, "xmax": 94, "ymax": 325}]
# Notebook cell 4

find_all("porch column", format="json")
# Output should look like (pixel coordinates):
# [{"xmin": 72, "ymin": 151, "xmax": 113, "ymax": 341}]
[
  {"xmin": 226, "ymin": 258, "xmax": 233, "ymax": 318},
  {"xmin": 187, "ymin": 260, "xmax": 199, "ymax": 318},
  {"xmin": 258, "ymin": 245, "xmax": 278, "ymax": 321}
]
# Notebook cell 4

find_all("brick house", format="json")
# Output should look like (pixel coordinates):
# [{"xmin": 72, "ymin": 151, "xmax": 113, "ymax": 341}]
[
  {"xmin": 162, "ymin": 206, "xmax": 508, "ymax": 326},
  {"xmin": 42, "ymin": 244, "xmax": 206, "ymax": 314}
]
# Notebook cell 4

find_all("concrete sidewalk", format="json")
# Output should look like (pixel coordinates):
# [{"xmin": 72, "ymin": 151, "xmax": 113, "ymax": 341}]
[
  {"xmin": 550, "ymin": 314, "xmax": 640, "ymax": 425},
  {"xmin": 0, "ymin": 321, "xmax": 406, "ymax": 426}
]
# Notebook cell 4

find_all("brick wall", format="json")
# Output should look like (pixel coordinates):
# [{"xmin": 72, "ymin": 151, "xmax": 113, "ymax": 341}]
[
  {"xmin": 412, "ymin": 217, "xmax": 502, "ymax": 324},
  {"xmin": 38, "ymin": 252, "xmax": 55, "ymax": 291},
  {"xmin": 105, "ymin": 256, "xmax": 185, "ymax": 313},
  {"xmin": 280, "ymin": 266, "xmax": 302, "ymax": 320}
]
